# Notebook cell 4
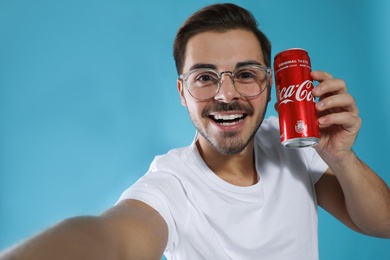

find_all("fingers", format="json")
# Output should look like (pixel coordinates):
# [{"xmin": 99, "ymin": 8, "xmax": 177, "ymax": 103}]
[
  {"xmin": 316, "ymin": 93, "xmax": 359, "ymax": 115},
  {"xmin": 318, "ymin": 111, "xmax": 362, "ymax": 130},
  {"xmin": 311, "ymin": 70, "xmax": 334, "ymax": 82},
  {"xmin": 311, "ymin": 70, "xmax": 360, "ymax": 125},
  {"xmin": 311, "ymin": 70, "xmax": 357, "ymax": 111},
  {"xmin": 311, "ymin": 71, "xmax": 347, "ymax": 96}
]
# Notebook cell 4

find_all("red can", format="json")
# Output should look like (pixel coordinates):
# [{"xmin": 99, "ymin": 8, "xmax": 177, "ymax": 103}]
[{"xmin": 273, "ymin": 48, "xmax": 320, "ymax": 148}]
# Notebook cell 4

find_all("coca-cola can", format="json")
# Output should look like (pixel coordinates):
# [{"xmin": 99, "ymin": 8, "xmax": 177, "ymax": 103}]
[{"xmin": 273, "ymin": 48, "xmax": 320, "ymax": 148}]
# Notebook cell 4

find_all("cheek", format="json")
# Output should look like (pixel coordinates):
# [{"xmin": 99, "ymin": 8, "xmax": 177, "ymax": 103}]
[
  {"xmin": 249, "ymin": 95, "xmax": 269, "ymax": 113},
  {"xmin": 186, "ymin": 100, "xmax": 207, "ymax": 119},
  {"xmin": 187, "ymin": 103, "xmax": 201, "ymax": 116}
]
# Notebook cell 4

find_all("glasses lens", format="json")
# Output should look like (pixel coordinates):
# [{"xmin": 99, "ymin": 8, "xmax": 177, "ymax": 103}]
[
  {"xmin": 233, "ymin": 66, "xmax": 268, "ymax": 97},
  {"xmin": 183, "ymin": 66, "xmax": 269, "ymax": 100},
  {"xmin": 186, "ymin": 69, "xmax": 220, "ymax": 100}
]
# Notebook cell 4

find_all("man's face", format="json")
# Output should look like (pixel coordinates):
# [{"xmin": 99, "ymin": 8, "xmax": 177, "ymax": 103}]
[{"xmin": 178, "ymin": 29, "xmax": 271, "ymax": 155}]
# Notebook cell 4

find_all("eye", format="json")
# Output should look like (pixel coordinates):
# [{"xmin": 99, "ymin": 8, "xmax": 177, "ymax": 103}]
[
  {"xmin": 189, "ymin": 71, "xmax": 219, "ymax": 88},
  {"xmin": 195, "ymin": 73, "xmax": 218, "ymax": 82},
  {"xmin": 235, "ymin": 70, "xmax": 257, "ymax": 80}
]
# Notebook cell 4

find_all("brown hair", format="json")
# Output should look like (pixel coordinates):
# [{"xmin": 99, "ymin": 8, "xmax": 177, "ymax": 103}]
[{"xmin": 173, "ymin": 3, "xmax": 272, "ymax": 75}]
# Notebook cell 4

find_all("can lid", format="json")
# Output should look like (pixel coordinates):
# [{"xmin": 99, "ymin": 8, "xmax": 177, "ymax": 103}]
[{"xmin": 274, "ymin": 48, "xmax": 308, "ymax": 59}]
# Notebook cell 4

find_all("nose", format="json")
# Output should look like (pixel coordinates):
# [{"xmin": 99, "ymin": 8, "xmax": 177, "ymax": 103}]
[{"xmin": 213, "ymin": 73, "xmax": 241, "ymax": 103}]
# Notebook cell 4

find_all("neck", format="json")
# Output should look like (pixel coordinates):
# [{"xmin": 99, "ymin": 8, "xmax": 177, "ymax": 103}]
[{"xmin": 196, "ymin": 137, "xmax": 258, "ymax": 186}]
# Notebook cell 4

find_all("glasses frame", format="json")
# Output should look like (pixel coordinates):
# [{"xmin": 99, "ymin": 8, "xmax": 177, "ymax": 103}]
[{"xmin": 179, "ymin": 64, "xmax": 272, "ymax": 101}]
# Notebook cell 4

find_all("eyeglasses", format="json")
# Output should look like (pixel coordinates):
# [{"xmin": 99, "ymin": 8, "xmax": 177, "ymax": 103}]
[{"xmin": 179, "ymin": 65, "xmax": 272, "ymax": 100}]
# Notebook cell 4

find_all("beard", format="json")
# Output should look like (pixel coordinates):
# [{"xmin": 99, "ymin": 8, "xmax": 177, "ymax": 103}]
[
  {"xmin": 189, "ymin": 100, "xmax": 268, "ymax": 155},
  {"xmin": 210, "ymin": 130, "xmax": 254, "ymax": 155}
]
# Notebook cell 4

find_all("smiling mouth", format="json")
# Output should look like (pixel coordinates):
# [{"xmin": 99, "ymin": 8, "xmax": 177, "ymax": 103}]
[{"xmin": 210, "ymin": 114, "xmax": 246, "ymax": 126}]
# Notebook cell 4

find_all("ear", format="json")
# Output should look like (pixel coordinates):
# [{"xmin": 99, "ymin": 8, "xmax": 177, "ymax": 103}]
[{"xmin": 177, "ymin": 79, "xmax": 187, "ymax": 107}]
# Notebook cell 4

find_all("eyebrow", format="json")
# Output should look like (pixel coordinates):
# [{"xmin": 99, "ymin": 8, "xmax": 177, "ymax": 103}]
[
  {"xmin": 188, "ymin": 60, "xmax": 264, "ymax": 72},
  {"xmin": 189, "ymin": 63, "xmax": 217, "ymax": 71},
  {"xmin": 235, "ymin": 60, "xmax": 264, "ymax": 68}
]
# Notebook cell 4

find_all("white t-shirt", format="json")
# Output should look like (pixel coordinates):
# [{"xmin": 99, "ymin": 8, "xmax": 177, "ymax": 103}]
[{"xmin": 118, "ymin": 116, "xmax": 328, "ymax": 260}]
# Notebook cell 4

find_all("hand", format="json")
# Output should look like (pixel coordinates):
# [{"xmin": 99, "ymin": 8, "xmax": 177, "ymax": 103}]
[{"xmin": 311, "ymin": 70, "xmax": 362, "ymax": 163}]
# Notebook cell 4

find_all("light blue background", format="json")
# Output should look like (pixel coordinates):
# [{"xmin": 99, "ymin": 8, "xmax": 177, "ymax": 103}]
[{"xmin": 1, "ymin": 0, "xmax": 389, "ymax": 259}]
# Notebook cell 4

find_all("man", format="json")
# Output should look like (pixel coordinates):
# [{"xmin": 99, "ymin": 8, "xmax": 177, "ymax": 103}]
[{"xmin": 1, "ymin": 3, "xmax": 389, "ymax": 260}]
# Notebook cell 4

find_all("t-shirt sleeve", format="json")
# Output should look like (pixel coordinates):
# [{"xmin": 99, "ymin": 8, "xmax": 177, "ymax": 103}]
[
  {"xmin": 116, "ymin": 172, "xmax": 179, "ymax": 249},
  {"xmin": 305, "ymin": 147, "xmax": 329, "ymax": 183},
  {"xmin": 261, "ymin": 116, "xmax": 328, "ymax": 184}
]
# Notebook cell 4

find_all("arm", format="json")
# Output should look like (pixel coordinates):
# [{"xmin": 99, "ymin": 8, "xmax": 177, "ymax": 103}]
[
  {"xmin": 0, "ymin": 199, "xmax": 168, "ymax": 260},
  {"xmin": 316, "ymin": 166, "xmax": 390, "ymax": 237},
  {"xmin": 311, "ymin": 70, "xmax": 390, "ymax": 238}
]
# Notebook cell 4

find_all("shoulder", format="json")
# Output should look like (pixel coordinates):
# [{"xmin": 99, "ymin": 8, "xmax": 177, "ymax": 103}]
[
  {"xmin": 128, "ymin": 144, "xmax": 197, "ymax": 194},
  {"xmin": 255, "ymin": 116, "xmax": 281, "ymax": 149},
  {"xmin": 257, "ymin": 116, "xmax": 280, "ymax": 137},
  {"xmin": 149, "ymin": 145, "xmax": 193, "ymax": 175},
  {"xmin": 260, "ymin": 116, "xmax": 280, "ymax": 130},
  {"xmin": 255, "ymin": 116, "xmax": 327, "ymax": 179}
]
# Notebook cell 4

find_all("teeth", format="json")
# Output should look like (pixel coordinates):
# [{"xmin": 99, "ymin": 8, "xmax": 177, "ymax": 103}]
[
  {"xmin": 213, "ymin": 114, "xmax": 244, "ymax": 120},
  {"xmin": 219, "ymin": 118, "xmax": 244, "ymax": 126}
]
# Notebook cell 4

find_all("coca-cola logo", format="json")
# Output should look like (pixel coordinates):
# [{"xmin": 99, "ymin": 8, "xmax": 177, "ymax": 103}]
[{"xmin": 277, "ymin": 80, "xmax": 315, "ymax": 105}]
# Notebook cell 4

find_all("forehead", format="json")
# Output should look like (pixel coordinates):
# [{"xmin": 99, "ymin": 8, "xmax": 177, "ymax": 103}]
[{"xmin": 183, "ymin": 29, "xmax": 265, "ymax": 72}]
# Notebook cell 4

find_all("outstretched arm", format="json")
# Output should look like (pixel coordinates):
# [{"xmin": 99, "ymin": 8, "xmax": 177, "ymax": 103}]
[
  {"xmin": 312, "ymin": 70, "xmax": 390, "ymax": 238},
  {"xmin": 0, "ymin": 199, "xmax": 168, "ymax": 260}
]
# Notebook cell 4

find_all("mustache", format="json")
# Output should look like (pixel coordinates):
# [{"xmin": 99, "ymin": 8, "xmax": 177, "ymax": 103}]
[{"xmin": 201, "ymin": 101, "xmax": 254, "ymax": 118}]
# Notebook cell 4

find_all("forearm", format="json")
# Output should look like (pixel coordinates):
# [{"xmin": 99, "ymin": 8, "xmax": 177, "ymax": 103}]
[
  {"xmin": 0, "ymin": 216, "xmax": 119, "ymax": 260},
  {"xmin": 1, "ymin": 200, "xmax": 168, "ymax": 260},
  {"xmin": 328, "ymin": 152, "xmax": 390, "ymax": 237}
]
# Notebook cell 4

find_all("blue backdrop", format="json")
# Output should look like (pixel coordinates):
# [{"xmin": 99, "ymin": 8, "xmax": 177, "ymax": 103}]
[{"xmin": 1, "ymin": 0, "xmax": 389, "ymax": 259}]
